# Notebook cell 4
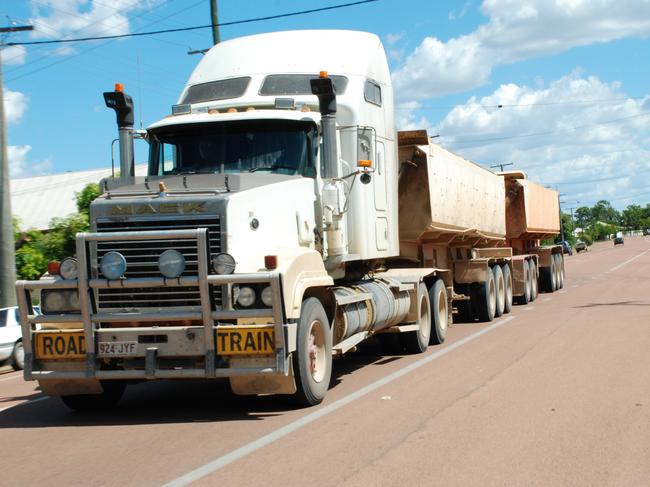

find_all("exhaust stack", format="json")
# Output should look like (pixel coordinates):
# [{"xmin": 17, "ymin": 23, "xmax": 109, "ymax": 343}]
[{"xmin": 103, "ymin": 83, "xmax": 135, "ymax": 185}]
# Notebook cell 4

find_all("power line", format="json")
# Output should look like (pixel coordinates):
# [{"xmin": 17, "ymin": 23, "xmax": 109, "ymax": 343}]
[
  {"xmin": 6, "ymin": 0, "xmax": 379, "ymax": 47},
  {"xmin": 395, "ymin": 96, "xmax": 648, "ymax": 111}
]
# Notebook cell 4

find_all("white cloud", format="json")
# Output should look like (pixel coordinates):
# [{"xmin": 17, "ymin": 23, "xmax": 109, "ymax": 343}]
[
  {"xmin": 433, "ymin": 73, "xmax": 650, "ymax": 208},
  {"xmin": 4, "ymin": 89, "xmax": 29, "ymax": 124},
  {"xmin": 8, "ymin": 145, "xmax": 32, "ymax": 177},
  {"xmin": 1, "ymin": 45, "xmax": 27, "ymax": 66},
  {"xmin": 28, "ymin": 0, "xmax": 163, "ymax": 41},
  {"xmin": 394, "ymin": 0, "xmax": 650, "ymax": 101}
]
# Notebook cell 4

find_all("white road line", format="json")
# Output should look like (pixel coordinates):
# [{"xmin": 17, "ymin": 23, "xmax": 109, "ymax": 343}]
[
  {"xmin": 0, "ymin": 396, "xmax": 48, "ymax": 414},
  {"xmin": 609, "ymin": 249, "xmax": 649, "ymax": 272},
  {"xmin": 163, "ymin": 315, "xmax": 518, "ymax": 487}
]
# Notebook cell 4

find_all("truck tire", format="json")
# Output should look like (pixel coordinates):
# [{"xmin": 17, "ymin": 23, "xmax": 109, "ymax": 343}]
[
  {"xmin": 428, "ymin": 279, "xmax": 448, "ymax": 345},
  {"xmin": 516, "ymin": 261, "xmax": 531, "ymax": 305},
  {"xmin": 475, "ymin": 271, "xmax": 496, "ymax": 322},
  {"xmin": 528, "ymin": 259, "xmax": 538, "ymax": 301},
  {"xmin": 555, "ymin": 254, "xmax": 564, "ymax": 289},
  {"xmin": 60, "ymin": 381, "xmax": 126, "ymax": 411},
  {"xmin": 550, "ymin": 257, "xmax": 558, "ymax": 291},
  {"xmin": 404, "ymin": 282, "xmax": 432, "ymax": 353},
  {"xmin": 501, "ymin": 264, "xmax": 513, "ymax": 314},
  {"xmin": 492, "ymin": 265, "xmax": 505, "ymax": 317},
  {"xmin": 292, "ymin": 297, "xmax": 333, "ymax": 406},
  {"xmin": 11, "ymin": 340, "xmax": 25, "ymax": 371}
]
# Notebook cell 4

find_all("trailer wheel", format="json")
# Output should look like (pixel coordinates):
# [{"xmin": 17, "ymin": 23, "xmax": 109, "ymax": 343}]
[
  {"xmin": 555, "ymin": 254, "xmax": 564, "ymax": 289},
  {"xmin": 292, "ymin": 297, "xmax": 332, "ymax": 406},
  {"xmin": 501, "ymin": 264, "xmax": 513, "ymax": 314},
  {"xmin": 492, "ymin": 265, "xmax": 505, "ymax": 317},
  {"xmin": 404, "ymin": 282, "xmax": 432, "ymax": 352},
  {"xmin": 475, "ymin": 271, "xmax": 496, "ymax": 321},
  {"xmin": 528, "ymin": 259, "xmax": 538, "ymax": 301},
  {"xmin": 550, "ymin": 257, "xmax": 558, "ymax": 291},
  {"xmin": 428, "ymin": 280, "xmax": 448, "ymax": 345},
  {"xmin": 60, "ymin": 381, "xmax": 126, "ymax": 411},
  {"xmin": 516, "ymin": 261, "xmax": 531, "ymax": 304}
]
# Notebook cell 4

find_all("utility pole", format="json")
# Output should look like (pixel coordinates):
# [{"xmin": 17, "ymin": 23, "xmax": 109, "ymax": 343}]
[
  {"xmin": 490, "ymin": 162, "xmax": 513, "ymax": 172},
  {"xmin": 188, "ymin": 1, "xmax": 220, "ymax": 56},
  {"xmin": 0, "ymin": 24, "xmax": 33, "ymax": 307},
  {"xmin": 558, "ymin": 193, "xmax": 566, "ymax": 242},
  {"xmin": 210, "ymin": 0, "xmax": 220, "ymax": 45}
]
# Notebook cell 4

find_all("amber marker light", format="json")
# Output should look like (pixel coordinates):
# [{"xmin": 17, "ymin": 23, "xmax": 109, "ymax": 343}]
[
  {"xmin": 47, "ymin": 261, "xmax": 61, "ymax": 275},
  {"xmin": 357, "ymin": 159, "xmax": 372, "ymax": 168},
  {"xmin": 114, "ymin": 82, "xmax": 124, "ymax": 92},
  {"xmin": 264, "ymin": 255, "xmax": 278, "ymax": 270},
  {"xmin": 319, "ymin": 70, "xmax": 328, "ymax": 78}
]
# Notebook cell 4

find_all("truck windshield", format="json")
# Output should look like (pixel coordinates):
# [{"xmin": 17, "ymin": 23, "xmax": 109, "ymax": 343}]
[{"xmin": 148, "ymin": 120, "xmax": 317, "ymax": 177}]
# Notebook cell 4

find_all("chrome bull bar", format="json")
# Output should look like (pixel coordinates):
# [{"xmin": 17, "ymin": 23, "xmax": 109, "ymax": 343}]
[{"xmin": 15, "ymin": 228, "xmax": 289, "ymax": 381}]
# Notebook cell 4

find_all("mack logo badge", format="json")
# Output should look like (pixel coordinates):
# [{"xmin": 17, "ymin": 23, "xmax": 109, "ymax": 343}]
[{"xmin": 109, "ymin": 202, "xmax": 206, "ymax": 216}]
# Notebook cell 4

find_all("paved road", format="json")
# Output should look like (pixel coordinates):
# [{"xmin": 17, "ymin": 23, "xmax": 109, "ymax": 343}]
[{"xmin": 1, "ymin": 238, "xmax": 649, "ymax": 486}]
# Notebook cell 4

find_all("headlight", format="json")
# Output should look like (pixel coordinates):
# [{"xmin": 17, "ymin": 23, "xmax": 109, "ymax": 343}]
[
  {"xmin": 261, "ymin": 286, "xmax": 273, "ymax": 307},
  {"xmin": 158, "ymin": 249, "xmax": 185, "ymax": 278},
  {"xmin": 212, "ymin": 253, "xmax": 236, "ymax": 274},
  {"xmin": 236, "ymin": 286, "xmax": 256, "ymax": 307},
  {"xmin": 101, "ymin": 251, "xmax": 127, "ymax": 280},
  {"xmin": 41, "ymin": 290, "xmax": 81, "ymax": 314},
  {"xmin": 59, "ymin": 257, "xmax": 79, "ymax": 280}
]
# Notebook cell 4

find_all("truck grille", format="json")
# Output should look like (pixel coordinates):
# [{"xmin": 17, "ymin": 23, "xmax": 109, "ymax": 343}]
[{"xmin": 94, "ymin": 217, "xmax": 223, "ymax": 310}]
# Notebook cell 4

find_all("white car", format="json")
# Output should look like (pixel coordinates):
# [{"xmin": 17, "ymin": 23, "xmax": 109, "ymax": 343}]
[{"xmin": 0, "ymin": 306, "xmax": 40, "ymax": 370}]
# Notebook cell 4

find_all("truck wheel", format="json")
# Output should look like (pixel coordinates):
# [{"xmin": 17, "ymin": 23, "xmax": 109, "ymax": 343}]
[
  {"xmin": 492, "ymin": 265, "xmax": 505, "ymax": 317},
  {"xmin": 501, "ymin": 264, "xmax": 513, "ymax": 314},
  {"xmin": 528, "ymin": 259, "xmax": 538, "ymax": 301},
  {"xmin": 11, "ymin": 340, "xmax": 25, "ymax": 371},
  {"xmin": 516, "ymin": 261, "xmax": 531, "ymax": 304},
  {"xmin": 555, "ymin": 254, "xmax": 564, "ymax": 289},
  {"xmin": 292, "ymin": 297, "xmax": 332, "ymax": 406},
  {"xmin": 550, "ymin": 257, "xmax": 558, "ymax": 291},
  {"xmin": 428, "ymin": 280, "xmax": 448, "ymax": 345},
  {"xmin": 475, "ymin": 272, "xmax": 496, "ymax": 322},
  {"xmin": 60, "ymin": 381, "xmax": 126, "ymax": 411},
  {"xmin": 404, "ymin": 282, "xmax": 432, "ymax": 352}
]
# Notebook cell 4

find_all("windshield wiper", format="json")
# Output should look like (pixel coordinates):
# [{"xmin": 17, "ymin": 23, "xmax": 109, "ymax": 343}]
[{"xmin": 249, "ymin": 165, "xmax": 296, "ymax": 173}]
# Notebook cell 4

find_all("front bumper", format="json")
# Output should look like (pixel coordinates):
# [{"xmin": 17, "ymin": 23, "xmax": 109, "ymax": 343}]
[{"xmin": 16, "ymin": 228, "xmax": 291, "ymax": 381}]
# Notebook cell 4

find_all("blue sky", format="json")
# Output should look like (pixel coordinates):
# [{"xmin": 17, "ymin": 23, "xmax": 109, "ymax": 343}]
[{"xmin": 3, "ymin": 0, "xmax": 650, "ymax": 209}]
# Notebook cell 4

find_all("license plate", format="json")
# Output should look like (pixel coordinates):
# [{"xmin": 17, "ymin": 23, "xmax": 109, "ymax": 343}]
[
  {"xmin": 98, "ymin": 341, "xmax": 138, "ymax": 357},
  {"xmin": 216, "ymin": 325, "xmax": 275, "ymax": 355},
  {"xmin": 34, "ymin": 331, "xmax": 86, "ymax": 360}
]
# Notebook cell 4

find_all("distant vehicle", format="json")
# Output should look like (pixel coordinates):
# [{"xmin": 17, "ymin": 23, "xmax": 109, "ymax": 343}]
[
  {"xmin": 559, "ymin": 241, "xmax": 573, "ymax": 255},
  {"xmin": 0, "ymin": 306, "xmax": 40, "ymax": 370},
  {"xmin": 575, "ymin": 240, "xmax": 587, "ymax": 253},
  {"xmin": 614, "ymin": 236, "xmax": 624, "ymax": 245},
  {"xmin": 643, "ymin": 228, "xmax": 650, "ymax": 236}
]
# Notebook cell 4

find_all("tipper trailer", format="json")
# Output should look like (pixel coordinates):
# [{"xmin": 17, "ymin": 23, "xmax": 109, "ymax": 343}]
[{"xmin": 16, "ymin": 30, "xmax": 562, "ymax": 410}]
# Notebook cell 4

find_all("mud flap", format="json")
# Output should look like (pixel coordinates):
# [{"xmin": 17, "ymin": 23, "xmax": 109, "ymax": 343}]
[{"xmin": 228, "ymin": 357, "xmax": 297, "ymax": 395}]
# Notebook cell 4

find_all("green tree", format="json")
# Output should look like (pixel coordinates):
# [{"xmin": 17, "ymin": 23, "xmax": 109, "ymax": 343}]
[
  {"xmin": 75, "ymin": 183, "xmax": 100, "ymax": 214},
  {"xmin": 574, "ymin": 206, "xmax": 592, "ymax": 229},
  {"xmin": 621, "ymin": 204, "xmax": 645, "ymax": 230},
  {"xmin": 591, "ymin": 200, "xmax": 620, "ymax": 225}
]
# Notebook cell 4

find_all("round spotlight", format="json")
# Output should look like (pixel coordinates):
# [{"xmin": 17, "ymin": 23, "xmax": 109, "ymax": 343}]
[
  {"xmin": 42, "ymin": 291, "xmax": 66, "ymax": 313},
  {"xmin": 211, "ymin": 253, "xmax": 236, "ymax": 275},
  {"xmin": 261, "ymin": 286, "xmax": 273, "ymax": 307},
  {"xmin": 101, "ymin": 251, "xmax": 127, "ymax": 280},
  {"xmin": 236, "ymin": 286, "xmax": 256, "ymax": 307},
  {"xmin": 59, "ymin": 257, "xmax": 79, "ymax": 280},
  {"xmin": 158, "ymin": 249, "xmax": 186, "ymax": 278}
]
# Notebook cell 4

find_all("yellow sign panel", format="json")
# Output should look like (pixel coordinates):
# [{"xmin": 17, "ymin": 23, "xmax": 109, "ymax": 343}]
[
  {"xmin": 34, "ymin": 331, "xmax": 86, "ymax": 360},
  {"xmin": 216, "ymin": 325, "xmax": 275, "ymax": 356}
]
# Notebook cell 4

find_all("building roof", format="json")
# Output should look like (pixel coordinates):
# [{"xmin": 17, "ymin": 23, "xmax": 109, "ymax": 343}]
[{"xmin": 11, "ymin": 164, "xmax": 147, "ymax": 231}]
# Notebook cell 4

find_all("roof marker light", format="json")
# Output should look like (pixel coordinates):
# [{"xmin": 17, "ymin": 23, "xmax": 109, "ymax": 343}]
[{"xmin": 114, "ymin": 82, "xmax": 124, "ymax": 92}]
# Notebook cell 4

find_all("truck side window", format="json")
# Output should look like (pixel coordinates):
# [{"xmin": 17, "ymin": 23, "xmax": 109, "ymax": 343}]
[
  {"xmin": 0, "ymin": 309, "xmax": 7, "ymax": 327},
  {"xmin": 364, "ymin": 80, "xmax": 382, "ymax": 106}
]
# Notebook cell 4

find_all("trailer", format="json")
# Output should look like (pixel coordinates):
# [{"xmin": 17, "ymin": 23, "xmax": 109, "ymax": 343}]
[{"xmin": 16, "ymin": 30, "xmax": 562, "ymax": 410}]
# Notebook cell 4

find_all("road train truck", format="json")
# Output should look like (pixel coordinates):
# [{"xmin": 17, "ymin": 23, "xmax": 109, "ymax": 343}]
[{"xmin": 16, "ymin": 30, "xmax": 562, "ymax": 410}]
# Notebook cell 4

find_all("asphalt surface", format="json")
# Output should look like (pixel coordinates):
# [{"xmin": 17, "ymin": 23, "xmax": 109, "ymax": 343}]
[{"xmin": 1, "ymin": 237, "xmax": 649, "ymax": 486}]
